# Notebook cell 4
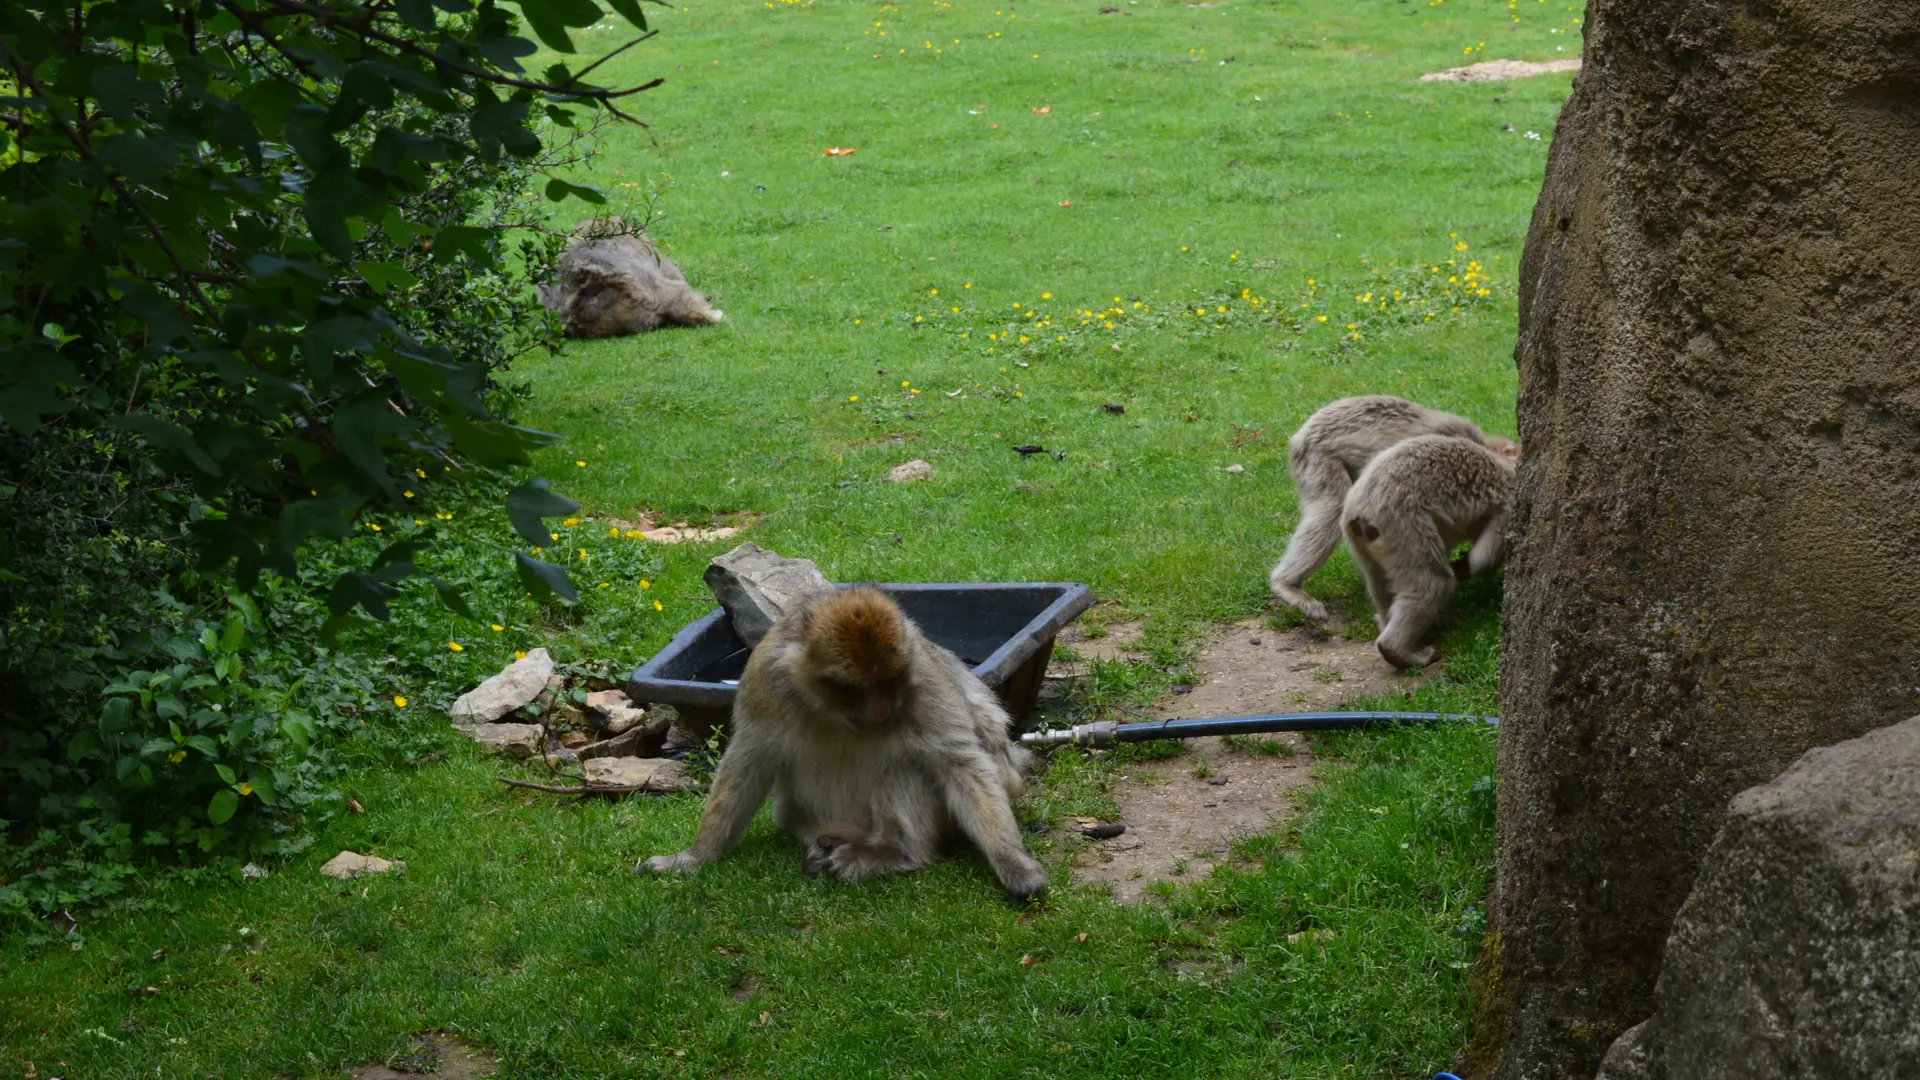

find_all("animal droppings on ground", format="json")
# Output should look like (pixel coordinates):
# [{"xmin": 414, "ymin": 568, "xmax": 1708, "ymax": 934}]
[
  {"xmin": 1068, "ymin": 619, "xmax": 1431, "ymax": 902},
  {"xmin": 1420, "ymin": 58, "xmax": 1580, "ymax": 82},
  {"xmin": 351, "ymin": 1034, "xmax": 497, "ymax": 1079}
]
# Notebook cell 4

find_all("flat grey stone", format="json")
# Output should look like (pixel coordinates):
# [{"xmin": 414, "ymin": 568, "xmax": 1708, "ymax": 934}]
[
  {"xmin": 462, "ymin": 723, "xmax": 543, "ymax": 759},
  {"xmin": 581, "ymin": 756, "xmax": 697, "ymax": 792}
]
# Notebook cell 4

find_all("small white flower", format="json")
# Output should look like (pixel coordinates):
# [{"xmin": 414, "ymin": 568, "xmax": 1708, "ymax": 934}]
[{"xmin": 1524, "ymin": 131, "xmax": 1542, "ymax": 140}]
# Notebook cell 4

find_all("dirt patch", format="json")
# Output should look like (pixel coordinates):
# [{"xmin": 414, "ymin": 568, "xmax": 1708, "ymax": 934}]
[
  {"xmin": 1161, "ymin": 618, "xmax": 1431, "ymax": 717},
  {"xmin": 1048, "ymin": 610, "xmax": 1145, "ymax": 675},
  {"xmin": 1068, "ymin": 620, "xmax": 1431, "ymax": 902},
  {"xmin": 351, "ymin": 1034, "xmax": 497, "ymax": 1079},
  {"xmin": 1420, "ymin": 58, "xmax": 1580, "ymax": 82},
  {"xmin": 1071, "ymin": 735, "xmax": 1315, "ymax": 902},
  {"xmin": 606, "ymin": 510, "xmax": 758, "ymax": 545}
]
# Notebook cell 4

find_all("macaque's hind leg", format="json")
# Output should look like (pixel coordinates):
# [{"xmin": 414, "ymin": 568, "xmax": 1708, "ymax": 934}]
[{"xmin": 1269, "ymin": 454, "xmax": 1352, "ymax": 620}]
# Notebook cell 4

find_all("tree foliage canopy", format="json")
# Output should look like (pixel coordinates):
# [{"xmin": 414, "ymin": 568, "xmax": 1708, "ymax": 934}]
[{"xmin": 0, "ymin": 0, "xmax": 657, "ymax": 912}]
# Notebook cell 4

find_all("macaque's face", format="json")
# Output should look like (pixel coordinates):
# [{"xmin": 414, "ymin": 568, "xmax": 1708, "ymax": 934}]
[
  {"xmin": 806, "ymin": 669, "xmax": 909, "ymax": 731},
  {"xmin": 1489, "ymin": 436, "xmax": 1522, "ymax": 463}
]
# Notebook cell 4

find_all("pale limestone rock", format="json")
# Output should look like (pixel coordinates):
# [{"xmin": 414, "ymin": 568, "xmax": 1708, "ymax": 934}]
[{"xmin": 448, "ymin": 648, "xmax": 552, "ymax": 727}]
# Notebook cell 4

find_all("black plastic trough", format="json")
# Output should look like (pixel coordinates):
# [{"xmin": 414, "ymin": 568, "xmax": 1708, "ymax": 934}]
[{"xmin": 626, "ymin": 582, "xmax": 1095, "ymax": 733}]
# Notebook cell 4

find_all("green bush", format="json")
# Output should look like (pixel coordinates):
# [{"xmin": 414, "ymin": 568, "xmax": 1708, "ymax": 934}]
[{"xmin": 0, "ymin": 0, "xmax": 661, "ymax": 915}]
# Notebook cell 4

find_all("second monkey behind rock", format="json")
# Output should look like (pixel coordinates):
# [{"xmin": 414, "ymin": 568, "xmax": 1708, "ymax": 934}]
[
  {"xmin": 641, "ymin": 587, "xmax": 1048, "ymax": 900},
  {"xmin": 1269, "ymin": 394, "xmax": 1518, "ymax": 620},
  {"xmin": 1343, "ymin": 434, "xmax": 1516, "ymax": 668}
]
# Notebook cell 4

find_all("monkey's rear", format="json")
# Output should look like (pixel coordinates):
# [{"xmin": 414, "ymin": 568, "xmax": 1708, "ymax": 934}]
[{"xmin": 1342, "ymin": 434, "xmax": 1515, "ymax": 668}]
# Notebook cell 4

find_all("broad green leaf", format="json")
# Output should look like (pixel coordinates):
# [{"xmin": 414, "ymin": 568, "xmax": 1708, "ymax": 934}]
[
  {"xmin": 207, "ymin": 789, "xmax": 239, "ymax": 825},
  {"xmin": 65, "ymin": 730, "xmax": 99, "ymax": 762},
  {"xmin": 354, "ymin": 260, "xmax": 419, "ymax": 296}
]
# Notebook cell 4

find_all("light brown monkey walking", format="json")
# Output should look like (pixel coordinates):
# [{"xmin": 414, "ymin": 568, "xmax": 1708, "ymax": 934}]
[
  {"xmin": 1269, "ymin": 395, "xmax": 1518, "ymax": 620},
  {"xmin": 1341, "ymin": 434, "xmax": 1516, "ymax": 668},
  {"xmin": 641, "ymin": 588, "xmax": 1048, "ymax": 900}
]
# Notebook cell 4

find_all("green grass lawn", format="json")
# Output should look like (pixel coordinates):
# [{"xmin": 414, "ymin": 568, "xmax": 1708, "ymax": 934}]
[{"xmin": 1, "ymin": 0, "xmax": 1581, "ymax": 1074}]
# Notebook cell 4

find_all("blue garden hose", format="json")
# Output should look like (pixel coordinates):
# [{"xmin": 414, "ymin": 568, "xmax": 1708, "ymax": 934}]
[{"xmin": 1019, "ymin": 711, "xmax": 1499, "ymax": 748}]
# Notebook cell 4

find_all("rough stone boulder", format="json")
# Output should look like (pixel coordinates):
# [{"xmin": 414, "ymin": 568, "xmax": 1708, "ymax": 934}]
[
  {"xmin": 1596, "ymin": 715, "xmax": 1920, "ymax": 1080},
  {"xmin": 1478, "ymin": 2, "xmax": 1920, "ymax": 1077},
  {"xmin": 449, "ymin": 648, "xmax": 552, "ymax": 728},
  {"xmin": 536, "ymin": 217, "xmax": 723, "ymax": 339},
  {"xmin": 703, "ymin": 542, "xmax": 834, "ymax": 647}
]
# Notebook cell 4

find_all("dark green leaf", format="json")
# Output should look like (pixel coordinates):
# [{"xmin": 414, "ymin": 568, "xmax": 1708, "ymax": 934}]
[
  {"xmin": 544, "ymin": 177, "xmax": 606, "ymax": 204},
  {"xmin": 606, "ymin": 0, "xmax": 648, "ymax": 30},
  {"xmin": 207, "ymin": 789, "xmax": 240, "ymax": 825},
  {"xmin": 434, "ymin": 578, "xmax": 478, "ymax": 620},
  {"xmin": 506, "ymin": 477, "xmax": 580, "ymax": 546},
  {"xmin": 516, "ymin": 552, "xmax": 581, "ymax": 603},
  {"xmin": 65, "ymin": 730, "xmax": 99, "ymax": 762}
]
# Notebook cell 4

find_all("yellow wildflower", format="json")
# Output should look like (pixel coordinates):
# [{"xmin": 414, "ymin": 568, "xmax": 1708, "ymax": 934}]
[
  {"xmin": 449, "ymin": 642, "xmax": 464, "ymax": 652},
  {"xmin": 394, "ymin": 695, "xmax": 408, "ymax": 708}
]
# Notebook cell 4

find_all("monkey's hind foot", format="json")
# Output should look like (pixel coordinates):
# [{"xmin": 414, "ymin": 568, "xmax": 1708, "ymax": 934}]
[
  {"xmin": 638, "ymin": 850, "xmax": 703, "ymax": 876},
  {"xmin": 1268, "ymin": 576, "xmax": 1330, "ymax": 622},
  {"xmin": 996, "ymin": 856, "xmax": 1049, "ymax": 903},
  {"xmin": 1376, "ymin": 642, "xmax": 1439, "ymax": 670},
  {"xmin": 802, "ymin": 835, "xmax": 848, "ymax": 876}
]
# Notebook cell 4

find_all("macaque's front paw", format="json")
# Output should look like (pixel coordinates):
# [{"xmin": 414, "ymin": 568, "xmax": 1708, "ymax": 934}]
[
  {"xmin": 998, "ymin": 855, "xmax": 1049, "ymax": 902},
  {"xmin": 637, "ymin": 850, "xmax": 702, "ymax": 876},
  {"xmin": 802, "ymin": 835, "xmax": 848, "ymax": 876}
]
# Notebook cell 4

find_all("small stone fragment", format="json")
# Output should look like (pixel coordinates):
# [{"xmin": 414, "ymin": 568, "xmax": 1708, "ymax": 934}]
[
  {"xmin": 1224, "ymin": 464, "xmax": 1244, "ymax": 474},
  {"xmin": 449, "ymin": 648, "xmax": 553, "ymax": 727},
  {"xmin": 319, "ymin": 851, "xmax": 404, "ymax": 879},
  {"xmin": 888, "ymin": 459, "xmax": 934, "ymax": 483},
  {"xmin": 464, "ymin": 723, "xmax": 543, "ymax": 759},
  {"xmin": 1082, "ymin": 823, "xmax": 1128, "ymax": 840},
  {"xmin": 1207, "ymin": 775, "xmax": 1228, "ymax": 786},
  {"xmin": 582, "ymin": 756, "xmax": 699, "ymax": 792},
  {"xmin": 241, "ymin": 862, "xmax": 268, "ymax": 882},
  {"xmin": 559, "ymin": 730, "xmax": 591, "ymax": 749},
  {"xmin": 704, "ymin": 542, "xmax": 835, "ymax": 647},
  {"xmin": 585, "ymin": 689, "xmax": 649, "ymax": 735},
  {"xmin": 1100, "ymin": 402, "xmax": 1125, "ymax": 414}
]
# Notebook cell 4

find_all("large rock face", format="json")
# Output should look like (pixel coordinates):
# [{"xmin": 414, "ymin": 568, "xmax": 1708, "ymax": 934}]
[
  {"xmin": 1595, "ymin": 716, "xmax": 1920, "ymax": 1080},
  {"xmin": 1482, "ymin": 3, "xmax": 1920, "ymax": 1078}
]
